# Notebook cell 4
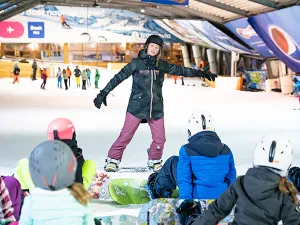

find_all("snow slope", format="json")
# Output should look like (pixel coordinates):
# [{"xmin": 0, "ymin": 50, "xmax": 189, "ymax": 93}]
[{"xmin": 0, "ymin": 71, "xmax": 299, "ymax": 217}]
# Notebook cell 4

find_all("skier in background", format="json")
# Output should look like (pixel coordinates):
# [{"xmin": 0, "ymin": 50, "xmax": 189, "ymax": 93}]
[
  {"xmin": 86, "ymin": 68, "xmax": 91, "ymax": 87},
  {"xmin": 66, "ymin": 66, "xmax": 72, "ymax": 87},
  {"xmin": 93, "ymin": 35, "xmax": 217, "ymax": 172},
  {"xmin": 60, "ymin": 15, "xmax": 71, "ymax": 29},
  {"xmin": 40, "ymin": 68, "xmax": 47, "ymax": 89},
  {"xmin": 13, "ymin": 63, "xmax": 20, "ymax": 84},
  {"xmin": 32, "ymin": 59, "xmax": 37, "ymax": 80},
  {"xmin": 94, "ymin": 69, "xmax": 100, "ymax": 89},
  {"xmin": 73, "ymin": 66, "xmax": 82, "ymax": 88}
]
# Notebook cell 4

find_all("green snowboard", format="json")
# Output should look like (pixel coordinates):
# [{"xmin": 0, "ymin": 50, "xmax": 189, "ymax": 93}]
[{"xmin": 108, "ymin": 178, "xmax": 179, "ymax": 205}]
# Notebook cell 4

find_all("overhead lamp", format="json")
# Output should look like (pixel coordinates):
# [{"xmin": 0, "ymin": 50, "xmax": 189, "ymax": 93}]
[{"xmin": 141, "ymin": 8, "xmax": 145, "ymax": 13}]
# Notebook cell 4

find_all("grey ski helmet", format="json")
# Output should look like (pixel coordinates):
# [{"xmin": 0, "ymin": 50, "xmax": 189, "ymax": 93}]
[
  {"xmin": 145, "ymin": 35, "xmax": 164, "ymax": 48},
  {"xmin": 29, "ymin": 140, "xmax": 77, "ymax": 191}
]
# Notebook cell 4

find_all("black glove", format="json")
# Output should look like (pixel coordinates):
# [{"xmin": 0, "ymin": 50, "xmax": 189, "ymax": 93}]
[
  {"xmin": 94, "ymin": 90, "xmax": 108, "ymax": 109},
  {"xmin": 176, "ymin": 199, "xmax": 202, "ymax": 225},
  {"xmin": 203, "ymin": 71, "xmax": 217, "ymax": 82}
]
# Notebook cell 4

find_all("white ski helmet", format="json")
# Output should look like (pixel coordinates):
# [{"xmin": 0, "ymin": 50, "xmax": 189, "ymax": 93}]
[
  {"xmin": 188, "ymin": 111, "xmax": 215, "ymax": 137},
  {"xmin": 253, "ymin": 135, "xmax": 293, "ymax": 176}
]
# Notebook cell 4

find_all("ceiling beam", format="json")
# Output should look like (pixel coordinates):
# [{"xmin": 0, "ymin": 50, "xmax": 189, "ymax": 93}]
[
  {"xmin": 161, "ymin": 5, "xmax": 195, "ymax": 18},
  {"xmin": 195, "ymin": 0, "xmax": 248, "ymax": 16},
  {"xmin": 143, "ymin": 6, "xmax": 175, "ymax": 18},
  {"xmin": 0, "ymin": 0, "xmax": 39, "ymax": 21},
  {"xmin": 0, "ymin": 0, "xmax": 14, "ymax": 5},
  {"xmin": 177, "ymin": 5, "xmax": 224, "ymax": 23},
  {"xmin": 248, "ymin": 0, "xmax": 280, "ymax": 9},
  {"xmin": 0, "ymin": 0, "xmax": 23, "ymax": 11}
]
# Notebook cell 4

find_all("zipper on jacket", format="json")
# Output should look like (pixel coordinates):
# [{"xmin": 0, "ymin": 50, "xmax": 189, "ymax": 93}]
[{"xmin": 150, "ymin": 70, "xmax": 154, "ymax": 119}]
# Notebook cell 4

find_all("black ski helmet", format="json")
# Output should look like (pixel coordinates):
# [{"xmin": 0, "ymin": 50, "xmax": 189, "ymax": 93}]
[
  {"xmin": 29, "ymin": 140, "xmax": 77, "ymax": 191},
  {"xmin": 145, "ymin": 35, "xmax": 164, "ymax": 48}
]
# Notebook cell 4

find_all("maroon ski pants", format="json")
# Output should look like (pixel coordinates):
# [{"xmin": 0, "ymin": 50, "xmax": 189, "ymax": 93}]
[{"xmin": 107, "ymin": 112, "xmax": 166, "ymax": 161}]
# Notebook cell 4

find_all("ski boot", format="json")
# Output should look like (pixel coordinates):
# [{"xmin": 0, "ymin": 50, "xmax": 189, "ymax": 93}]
[
  {"xmin": 104, "ymin": 158, "xmax": 120, "ymax": 172},
  {"xmin": 147, "ymin": 159, "xmax": 163, "ymax": 172}
]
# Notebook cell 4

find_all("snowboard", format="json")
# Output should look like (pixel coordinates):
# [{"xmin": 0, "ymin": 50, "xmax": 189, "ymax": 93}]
[
  {"xmin": 95, "ymin": 214, "xmax": 146, "ymax": 225},
  {"xmin": 108, "ymin": 178, "xmax": 179, "ymax": 205},
  {"xmin": 88, "ymin": 168, "xmax": 150, "ymax": 200},
  {"xmin": 138, "ymin": 198, "xmax": 234, "ymax": 225},
  {"xmin": 88, "ymin": 171, "xmax": 112, "ymax": 200}
]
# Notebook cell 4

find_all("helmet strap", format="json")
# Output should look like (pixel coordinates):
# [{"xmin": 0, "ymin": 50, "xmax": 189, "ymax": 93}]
[
  {"xmin": 188, "ymin": 129, "xmax": 192, "ymax": 138},
  {"xmin": 201, "ymin": 115, "xmax": 206, "ymax": 130},
  {"xmin": 53, "ymin": 130, "xmax": 60, "ymax": 140},
  {"xmin": 42, "ymin": 174, "xmax": 57, "ymax": 191},
  {"xmin": 72, "ymin": 131, "xmax": 76, "ymax": 141},
  {"xmin": 269, "ymin": 141, "xmax": 277, "ymax": 162}
]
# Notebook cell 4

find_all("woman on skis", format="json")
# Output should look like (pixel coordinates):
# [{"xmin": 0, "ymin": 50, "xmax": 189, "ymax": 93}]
[{"xmin": 93, "ymin": 35, "xmax": 217, "ymax": 172}]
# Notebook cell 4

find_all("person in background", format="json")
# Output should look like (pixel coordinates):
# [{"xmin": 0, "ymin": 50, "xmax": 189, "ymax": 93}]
[
  {"xmin": 86, "ymin": 68, "xmax": 91, "ymax": 87},
  {"xmin": 40, "ymin": 68, "xmax": 47, "ymax": 90},
  {"xmin": 57, "ymin": 67, "xmax": 62, "ymax": 89},
  {"xmin": 60, "ymin": 15, "xmax": 71, "ymax": 29},
  {"xmin": 73, "ymin": 66, "xmax": 82, "ymax": 88},
  {"xmin": 66, "ymin": 66, "xmax": 72, "ymax": 87},
  {"xmin": 62, "ymin": 69, "xmax": 68, "ymax": 90},
  {"xmin": 13, "ymin": 63, "xmax": 20, "ymax": 84},
  {"xmin": 94, "ymin": 69, "xmax": 100, "ymax": 89},
  {"xmin": 81, "ymin": 69, "xmax": 88, "ymax": 90},
  {"xmin": 32, "ymin": 60, "xmax": 37, "ymax": 81}
]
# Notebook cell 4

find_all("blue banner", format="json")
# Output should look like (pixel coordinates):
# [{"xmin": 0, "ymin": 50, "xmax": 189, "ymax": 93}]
[
  {"xmin": 28, "ymin": 22, "xmax": 44, "ymax": 38},
  {"xmin": 244, "ymin": 70, "xmax": 266, "ymax": 90},
  {"xmin": 189, "ymin": 20, "xmax": 252, "ymax": 54},
  {"xmin": 248, "ymin": 6, "xmax": 300, "ymax": 72},
  {"xmin": 225, "ymin": 18, "xmax": 274, "ymax": 58},
  {"xmin": 141, "ymin": 0, "xmax": 188, "ymax": 5}
]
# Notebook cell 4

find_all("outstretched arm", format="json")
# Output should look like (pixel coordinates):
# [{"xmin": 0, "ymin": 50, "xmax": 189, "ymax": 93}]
[
  {"xmin": 164, "ymin": 61, "xmax": 202, "ymax": 78},
  {"xmin": 163, "ymin": 61, "xmax": 217, "ymax": 81},
  {"xmin": 102, "ymin": 61, "xmax": 137, "ymax": 93}
]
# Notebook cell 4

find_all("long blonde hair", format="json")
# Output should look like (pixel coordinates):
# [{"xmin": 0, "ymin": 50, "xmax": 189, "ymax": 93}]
[
  {"xmin": 68, "ymin": 183, "xmax": 91, "ymax": 205},
  {"xmin": 279, "ymin": 177, "xmax": 298, "ymax": 204}
]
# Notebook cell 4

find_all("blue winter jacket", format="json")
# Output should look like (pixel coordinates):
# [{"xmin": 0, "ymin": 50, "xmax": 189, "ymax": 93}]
[{"xmin": 177, "ymin": 131, "xmax": 236, "ymax": 199}]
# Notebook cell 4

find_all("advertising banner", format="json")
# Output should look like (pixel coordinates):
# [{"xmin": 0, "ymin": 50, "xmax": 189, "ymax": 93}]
[
  {"xmin": 244, "ymin": 70, "xmax": 266, "ymax": 90},
  {"xmin": 0, "ymin": 5, "xmax": 182, "ymax": 43},
  {"xmin": 248, "ymin": 6, "xmax": 300, "ymax": 72},
  {"xmin": 189, "ymin": 20, "xmax": 252, "ymax": 54},
  {"xmin": 225, "ymin": 18, "xmax": 275, "ymax": 58}
]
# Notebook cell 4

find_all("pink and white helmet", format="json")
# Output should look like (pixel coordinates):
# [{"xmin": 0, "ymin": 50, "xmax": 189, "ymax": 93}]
[{"xmin": 47, "ymin": 118, "xmax": 75, "ymax": 140}]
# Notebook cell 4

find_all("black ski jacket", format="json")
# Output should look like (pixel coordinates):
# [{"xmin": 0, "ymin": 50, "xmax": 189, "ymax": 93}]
[
  {"xmin": 102, "ymin": 49, "xmax": 204, "ymax": 120},
  {"xmin": 192, "ymin": 167, "xmax": 300, "ymax": 225}
]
